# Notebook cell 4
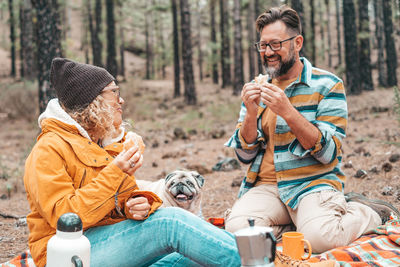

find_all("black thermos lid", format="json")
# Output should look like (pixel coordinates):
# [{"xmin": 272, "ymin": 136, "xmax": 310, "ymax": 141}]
[{"xmin": 57, "ymin": 212, "xmax": 83, "ymax": 232}]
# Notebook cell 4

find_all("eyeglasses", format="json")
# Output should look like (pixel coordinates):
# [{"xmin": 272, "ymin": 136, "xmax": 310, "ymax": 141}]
[
  {"xmin": 101, "ymin": 86, "xmax": 121, "ymax": 100},
  {"xmin": 254, "ymin": 35, "xmax": 297, "ymax": 52}
]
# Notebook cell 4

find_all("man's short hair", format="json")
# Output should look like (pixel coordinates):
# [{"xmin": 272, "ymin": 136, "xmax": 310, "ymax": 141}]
[{"xmin": 255, "ymin": 6, "xmax": 301, "ymax": 35}]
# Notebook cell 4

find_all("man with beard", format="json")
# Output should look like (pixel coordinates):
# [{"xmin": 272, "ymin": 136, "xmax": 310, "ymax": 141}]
[{"xmin": 225, "ymin": 6, "xmax": 399, "ymax": 253}]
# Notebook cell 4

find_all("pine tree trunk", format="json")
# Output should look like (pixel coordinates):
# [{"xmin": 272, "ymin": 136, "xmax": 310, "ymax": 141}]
[
  {"xmin": 358, "ymin": 0, "xmax": 373, "ymax": 90},
  {"xmin": 19, "ymin": 3, "xmax": 24, "ymax": 78},
  {"xmin": 196, "ymin": 1, "xmax": 203, "ymax": 81},
  {"xmin": 61, "ymin": 2, "xmax": 67, "ymax": 41},
  {"xmin": 106, "ymin": 0, "xmax": 118, "ymax": 77},
  {"xmin": 382, "ymin": 0, "xmax": 398, "ymax": 86},
  {"xmin": 87, "ymin": 0, "xmax": 95, "ymax": 60},
  {"xmin": 335, "ymin": 0, "xmax": 342, "ymax": 66},
  {"xmin": 171, "ymin": 0, "xmax": 180, "ymax": 97},
  {"xmin": 309, "ymin": 0, "xmax": 316, "ymax": 65},
  {"xmin": 151, "ymin": 0, "xmax": 160, "ymax": 78},
  {"xmin": 149, "ymin": 6, "xmax": 155, "ymax": 78},
  {"xmin": 397, "ymin": 0, "xmax": 400, "ymax": 36},
  {"xmin": 209, "ymin": 0, "xmax": 218, "ymax": 84},
  {"xmin": 145, "ymin": 4, "xmax": 151, "ymax": 80},
  {"xmin": 158, "ymin": 11, "xmax": 167, "ymax": 79},
  {"xmin": 32, "ymin": 0, "xmax": 62, "ymax": 112},
  {"xmin": 219, "ymin": 0, "xmax": 231, "ymax": 88},
  {"xmin": 88, "ymin": 0, "xmax": 103, "ymax": 67},
  {"xmin": 247, "ymin": 0, "xmax": 255, "ymax": 81},
  {"xmin": 255, "ymin": 0, "xmax": 263, "ymax": 74},
  {"xmin": 94, "ymin": 0, "xmax": 103, "ymax": 66},
  {"xmin": 342, "ymin": 0, "xmax": 361, "ymax": 94},
  {"xmin": 51, "ymin": 0, "xmax": 63, "ymax": 57},
  {"xmin": 118, "ymin": 1, "xmax": 125, "ymax": 80},
  {"xmin": 373, "ymin": 0, "xmax": 386, "ymax": 87},
  {"xmin": 233, "ymin": 0, "xmax": 244, "ymax": 95},
  {"xmin": 144, "ymin": 3, "xmax": 153, "ymax": 80},
  {"xmin": 8, "ymin": 0, "xmax": 16, "ymax": 77},
  {"xmin": 325, "ymin": 0, "xmax": 332, "ymax": 67},
  {"xmin": 19, "ymin": 0, "xmax": 35, "ymax": 80},
  {"xmin": 318, "ymin": 0, "xmax": 326, "ymax": 63},
  {"xmin": 82, "ymin": 1, "xmax": 90, "ymax": 64},
  {"xmin": 291, "ymin": 0, "xmax": 306, "ymax": 57},
  {"xmin": 179, "ymin": 0, "xmax": 196, "ymax": 105}
]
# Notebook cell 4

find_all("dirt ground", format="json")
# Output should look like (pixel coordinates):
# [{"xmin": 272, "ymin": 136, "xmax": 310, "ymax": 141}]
[
  {"xmin": 0, "ymin": 3, "xmax": 399, "ymax": 260},
  {"xmin": 0, "ymin": 73, "xmax": 400, "ymax": 262}
]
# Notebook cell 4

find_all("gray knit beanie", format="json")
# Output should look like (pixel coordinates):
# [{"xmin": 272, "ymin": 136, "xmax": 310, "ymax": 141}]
[{"xmin": 50, "ymin": 58, "xmax": 115, "ymax": 110}]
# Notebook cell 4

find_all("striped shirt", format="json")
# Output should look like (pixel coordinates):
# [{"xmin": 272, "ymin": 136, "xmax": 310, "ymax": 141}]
[{"xmin": 225, "ymin": 57, "xmax": 348, "ymax": 209}]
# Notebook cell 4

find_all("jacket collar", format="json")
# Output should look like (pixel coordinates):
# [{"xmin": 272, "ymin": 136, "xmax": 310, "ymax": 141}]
[
  {"xmin": 40, "ymin": 118, "xmax": 124, "ymax": 167},
  {"xmin": 38, "ymin": 99, "xmax": 92, "ymax": 140},
  {"xmin": 297, "ymin": 57, "xmax": 312, "ymax": 87},
  {"xmin": 277, "ymin": 57, "xmax": 312, "ymax": 89}
]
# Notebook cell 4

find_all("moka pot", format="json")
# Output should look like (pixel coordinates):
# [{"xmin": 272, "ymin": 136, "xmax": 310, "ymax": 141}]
[{"xmin": 234, "ymin": 218, "xmax": 276, "ymax": 267}]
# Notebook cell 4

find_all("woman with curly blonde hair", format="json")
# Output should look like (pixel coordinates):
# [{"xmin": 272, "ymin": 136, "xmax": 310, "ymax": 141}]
[
  {"xmin": 66, "ymin": 94, "xmax": 118, "ymax": 145},
  {"xmin": 24, "ymin": 58, "xmax": 241, "ymax": 267}
]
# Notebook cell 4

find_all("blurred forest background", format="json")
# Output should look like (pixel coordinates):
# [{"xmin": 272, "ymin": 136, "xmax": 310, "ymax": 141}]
[
  {"xmin": 0, "ymin": 0, "xmax": 399, "ymax": 109},
  {"xmin": 0, "ymin": 0, "xmax": 400, "ymax": 262}
]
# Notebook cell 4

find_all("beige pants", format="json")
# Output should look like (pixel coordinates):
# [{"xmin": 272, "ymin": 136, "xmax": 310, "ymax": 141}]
[{"xmin": 225, "ymin": 184, "xmax": 381, "ymax": 253}]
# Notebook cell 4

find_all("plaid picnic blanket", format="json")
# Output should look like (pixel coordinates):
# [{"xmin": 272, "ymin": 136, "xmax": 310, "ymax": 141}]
[
  {"xmin": 317, "ymin": 219, "xmax": 400, "ymax": 266},
  {"xmin": 2, "ymin": 220, "xmax": 400, "ymax": 267},
  {"xmin": 0, "ymin": 250, "xmax": 35, "ymax": 267}
]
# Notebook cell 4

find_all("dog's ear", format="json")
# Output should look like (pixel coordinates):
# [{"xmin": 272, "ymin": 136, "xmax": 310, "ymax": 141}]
[
  {"xmin": 192, "ymin": 172, "xmax": 205, "ymax": 188},
  {"xmin": 165, "ymin": 172, "xmax": 176, "ymax": 183}
]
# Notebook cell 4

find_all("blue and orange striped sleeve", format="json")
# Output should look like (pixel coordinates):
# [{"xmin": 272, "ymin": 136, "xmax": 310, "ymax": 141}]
[{"xmin": 289, "ymin": 81, "xmax": 347, "ymax": 165}]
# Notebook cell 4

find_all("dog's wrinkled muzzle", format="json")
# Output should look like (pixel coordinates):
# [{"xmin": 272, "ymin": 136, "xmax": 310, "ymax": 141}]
[{"xmin": 170, "ymin": 183, "xmax": 195, "ymax": 202}]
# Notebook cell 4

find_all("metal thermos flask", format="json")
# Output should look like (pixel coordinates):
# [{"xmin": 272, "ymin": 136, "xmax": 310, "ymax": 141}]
[{"xmin": 46, "ymin": 213, "xmax": 91, "ymax": 267}]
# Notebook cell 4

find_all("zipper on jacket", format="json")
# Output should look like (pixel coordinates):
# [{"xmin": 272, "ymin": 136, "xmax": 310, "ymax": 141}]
[
  {"xmin": 90, "ymin": 174, "xmax": 137, "ymax": 216},
  {"xmin": 114, "ymin": 175, "xmax": 138, "ymax": 216},
  {"xmin": 78, "ymin": 169, "xmax": 86, "ymax": 188}
]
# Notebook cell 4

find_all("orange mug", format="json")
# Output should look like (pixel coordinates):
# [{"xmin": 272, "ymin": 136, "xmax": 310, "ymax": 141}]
[{"xmin": 282, "ymin": 232, "xmax": 312, "ymax": 260}]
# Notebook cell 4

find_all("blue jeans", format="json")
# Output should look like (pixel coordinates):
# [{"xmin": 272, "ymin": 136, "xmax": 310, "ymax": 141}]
[{"xmin": 84, "ymin": 207, "xmax": 241, "ymax": 267}]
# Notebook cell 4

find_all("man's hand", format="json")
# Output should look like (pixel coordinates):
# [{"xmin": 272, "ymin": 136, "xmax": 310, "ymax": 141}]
[
  {"xmin": 240, "ymin": 82, "xmax": 263, "ymax": 144},
  {"xmin": 260, "ymin": 82, "xmax": 295, "ymax": 119},
  {"xmin": 126, "ymin": 196, "xmax": 151, "ymax": 220},
  {"xmin": 241, "ymin": 82, "xmax": 262, "ymax": 117},
  {"xmin": 260, "ymin": 82, "xmax": 319, "ymax": 150}
]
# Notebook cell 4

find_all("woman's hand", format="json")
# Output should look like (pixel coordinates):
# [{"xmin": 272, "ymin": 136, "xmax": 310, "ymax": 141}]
[
  {"xmin": 124, "ymin": 132, "xmax": 146, "ymax": 154},
  {"xmin": 113, "ymin": 145, "xmax": 143, "ymax": 176},
  {"xmin": 126, "ymin": 196, "xmax": 151, "ymax": 220}
]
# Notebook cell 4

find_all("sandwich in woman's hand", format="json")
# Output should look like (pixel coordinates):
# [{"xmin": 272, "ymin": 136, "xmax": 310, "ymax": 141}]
[{"xmin": 123, "ymin": 132, "xmax": 146, "ymax": 154}]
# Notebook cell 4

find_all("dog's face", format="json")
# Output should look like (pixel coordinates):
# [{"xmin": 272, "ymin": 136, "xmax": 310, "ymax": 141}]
[{"xmin": 164, "ymin": 170, "xmax": 204, "ymax": 210}]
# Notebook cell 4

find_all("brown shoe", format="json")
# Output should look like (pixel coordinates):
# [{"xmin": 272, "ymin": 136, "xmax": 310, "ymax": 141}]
[
  {"xmin": 274, "ymin": 251, "xmax": 339, "ymax": 267},
  {"xmin": 345, "ymin": 192, "xmax": 400, "ymax": 224}
]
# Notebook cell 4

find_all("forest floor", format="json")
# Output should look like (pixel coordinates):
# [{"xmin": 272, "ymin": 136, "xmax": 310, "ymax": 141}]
[
  {"xmin": 0, "ymin": 2, "xmax": 400, "ymax": 257},
  {"xmin": 1, "ymin": 65, "xmax": 400, "ymax": 262}
]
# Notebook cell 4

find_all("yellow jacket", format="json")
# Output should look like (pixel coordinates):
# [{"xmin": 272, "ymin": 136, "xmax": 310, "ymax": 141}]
[{"xmin": 24, "ymin": 118, "xmax": 162, "ymax": 267}]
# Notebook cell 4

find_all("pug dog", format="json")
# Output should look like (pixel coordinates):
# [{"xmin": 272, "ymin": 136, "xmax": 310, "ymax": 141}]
[{"xmin": 136, "ymin": 170, "xmax": 205, "ymax": 218}]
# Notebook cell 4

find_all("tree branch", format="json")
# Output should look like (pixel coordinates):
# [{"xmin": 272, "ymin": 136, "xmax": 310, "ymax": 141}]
[{"xmin": 0, "ymin": 212, "xmax": 25, "ymax": 219}]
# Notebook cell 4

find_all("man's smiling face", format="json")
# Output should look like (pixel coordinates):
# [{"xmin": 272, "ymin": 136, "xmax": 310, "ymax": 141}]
[{"xmin": 259, "ymin": 20, "xmax": 297, "ymax": 79}]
